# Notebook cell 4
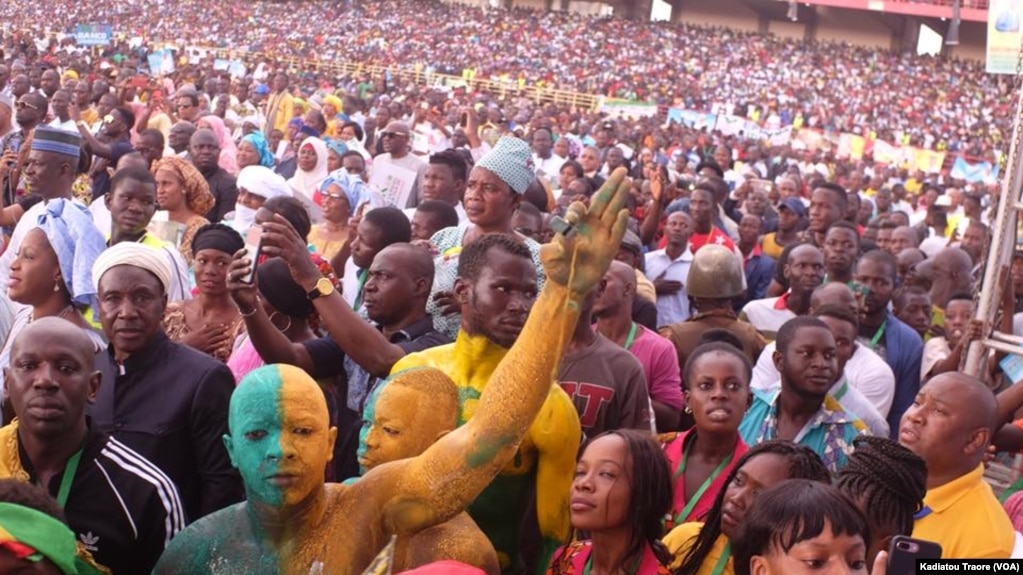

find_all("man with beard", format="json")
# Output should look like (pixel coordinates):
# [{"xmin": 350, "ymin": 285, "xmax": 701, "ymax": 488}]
[
  {"xmin": 739, "ymin": 316, "xmax": 868, "ymax": 473},
  {"xmin": 853, "ymin": 250, "xmax": 923, "ymax": 437},
  {"xmin": 391, "ymin": 232, "xmax": 580, "ymax": 575}
]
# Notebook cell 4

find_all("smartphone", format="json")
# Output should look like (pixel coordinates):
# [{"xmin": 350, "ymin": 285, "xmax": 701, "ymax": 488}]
[
  {"xmin": 242, "ymin": 225, "xmax": 263, "ymax": 284},
  {"xmin": 887, "ymin": 535, "xmax": 942, "ymax": 574}
]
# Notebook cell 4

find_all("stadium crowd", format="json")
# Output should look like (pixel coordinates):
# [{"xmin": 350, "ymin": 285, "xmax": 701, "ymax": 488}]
[
  {"xmin": 0, "ymin": 0, "xmax": 1022, "ymax": 574},
  {"xmin": 0, "ymin": 0, "xmax": 1016, "ymax": 155}
]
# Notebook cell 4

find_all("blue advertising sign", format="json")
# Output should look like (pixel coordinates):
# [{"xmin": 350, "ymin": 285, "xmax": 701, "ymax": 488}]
[{"xmin": 74, "ymin": 24, "xmax": 113, "ymax": 46}]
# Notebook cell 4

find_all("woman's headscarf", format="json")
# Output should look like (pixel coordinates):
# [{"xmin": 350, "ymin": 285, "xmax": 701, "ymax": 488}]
[
  {"xmin": 317, "ymin": 169, "xmax": 374, "ymax": 214},
  {"xmin": 324, "ymin": 138, "xmax": 348, "ymax": 160},
  {"xmin": 198, "ymin": 115, "xmax": 239, "ymax": 176},
  {"xmin": 241, "ymin": 131, "xmax": 275, "ymax": 168},
  {"xmin": 287, "ymin": 137, "xmax": 329, "ymax": 203},
  {"xmin": 152, "ymin": 157, "xmax": 215, "ymax": 217},
  {"xmin": 36, "ymin": 199, "xmax": 107, "ymax": 314}
]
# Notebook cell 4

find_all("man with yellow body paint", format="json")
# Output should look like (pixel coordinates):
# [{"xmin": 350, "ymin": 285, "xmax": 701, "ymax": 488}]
[
  {"xmin": 153, "ymin": 168, "xmax": 632, "ymax": 575},
  {"xmin": 390, "ymin": 231, "xmax": 581, "ymax": 575}
]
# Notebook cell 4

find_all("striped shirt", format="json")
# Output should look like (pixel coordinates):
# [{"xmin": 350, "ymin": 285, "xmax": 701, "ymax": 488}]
[{"xmin": 16, "ymin": 425, "xmax": 186, "ymax": 574}]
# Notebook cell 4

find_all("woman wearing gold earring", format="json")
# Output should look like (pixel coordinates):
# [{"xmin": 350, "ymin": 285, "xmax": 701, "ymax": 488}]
[{"xmin": 162, "ymin": 223, "xmax": 246, "ymax": 362}]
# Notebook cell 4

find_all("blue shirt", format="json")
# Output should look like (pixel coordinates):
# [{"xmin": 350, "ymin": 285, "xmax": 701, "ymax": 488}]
[
  {"xmin": 739, "ymin": 388, "xmax": 869, "ymax": 473},
  {"xmin": 875, "ymin": 313, "xmax": 924, "ymax": 438}
]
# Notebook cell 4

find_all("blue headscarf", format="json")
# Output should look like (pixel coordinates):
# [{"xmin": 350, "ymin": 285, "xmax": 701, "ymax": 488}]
[
  {"xmin": 319, "ymin": 169, "xmax": 372, "ymax": 213},
  {"xmin": 323, "ymin": 138, "xmax": 348, "ymax": 159},
  {"xmin": 36, "ymin": 199, "xmax": 107, "ymax": 315},
  {"xmin": 241, "ymin": 131, "xmax": 275, "ymax": 168}
]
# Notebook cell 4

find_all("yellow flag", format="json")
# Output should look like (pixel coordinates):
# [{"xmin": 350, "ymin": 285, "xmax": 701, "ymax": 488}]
[{"xmin": 360, "ymin": 535, "xmax": 397, "ymax": 575}]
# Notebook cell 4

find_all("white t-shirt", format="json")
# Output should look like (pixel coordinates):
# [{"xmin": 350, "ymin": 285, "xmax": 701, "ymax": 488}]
[{"xmin": 752, "ymin": 340, "xmax": 895, "ymax": 419}]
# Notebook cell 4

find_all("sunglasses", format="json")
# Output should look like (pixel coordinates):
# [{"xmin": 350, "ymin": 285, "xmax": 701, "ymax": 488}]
[
  {"xmin": 14, "ymin": 101, "xmax": 37, "ymax": 110},
  {"xmin": 380, "ymin": 131, "xmax": 406, "ymax": 139}
]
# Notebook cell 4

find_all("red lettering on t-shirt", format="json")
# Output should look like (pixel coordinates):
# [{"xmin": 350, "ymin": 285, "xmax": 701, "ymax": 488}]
[{"xmin": 559, "ymin": 382, "xmax": 615, "ymax": 427}]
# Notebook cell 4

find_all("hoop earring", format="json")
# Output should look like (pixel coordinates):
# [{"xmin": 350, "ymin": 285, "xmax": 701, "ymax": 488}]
[{"xmin": 268, "ymin": 311, "xmax": 293, "ymax": 333}]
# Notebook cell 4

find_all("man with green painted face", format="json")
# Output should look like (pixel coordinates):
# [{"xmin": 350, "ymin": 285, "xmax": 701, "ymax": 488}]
[{"xmin": 153, "ymin": 168, "xmax": 631, "ymax": 575}]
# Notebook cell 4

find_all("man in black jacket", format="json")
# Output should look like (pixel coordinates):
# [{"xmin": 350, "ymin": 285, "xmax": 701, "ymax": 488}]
[
  {"xmin": 2, "ymin": 317, "xmax": 186, "ymax": 574},
  {"xmin": 89, "ymin": 241, "xmax": 242, "ymax": 522}
]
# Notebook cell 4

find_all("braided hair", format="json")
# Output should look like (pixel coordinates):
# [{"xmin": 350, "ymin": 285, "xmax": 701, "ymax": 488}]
[
  {"xmin": 673, "ymin": 440, "xmax": 831, "ymax": 575},
  {"xmin": 834, "ymin": 435, "xmax": 927, "ymax": 537}
]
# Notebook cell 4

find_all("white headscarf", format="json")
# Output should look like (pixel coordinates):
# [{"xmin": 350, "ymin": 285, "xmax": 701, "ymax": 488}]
[{"xmin": 287, "ymin": 137, "xmax": 329, "ymax": 203}]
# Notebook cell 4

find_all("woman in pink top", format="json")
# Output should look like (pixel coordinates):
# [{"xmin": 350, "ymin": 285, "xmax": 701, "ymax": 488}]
[{"xmin": 659, "ymin": 342, "xmax": 752, "ymax": 531}]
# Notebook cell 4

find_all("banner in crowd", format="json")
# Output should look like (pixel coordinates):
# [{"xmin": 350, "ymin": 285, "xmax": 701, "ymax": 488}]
[
  {"xmin": 667, "ymin": 107, "xmax": 717, "ymax": 131},
  {"xmin": 837, "ymin": 133, "xmax": 866, "ymax": 160},
  {"xmin": 368, "ymin": 163, "xmax": 417, "ymax": 209},
  {"xmin": 599, "ymin": 99, "xmax": 658, "ymax": 120},
  {"xmin": 987, "ymin": 0, "xmax": 1023, "ymax": 74},
  {"xmin": 951, "ymin": 156, "xmax": 1001, "ymax": 184},
  {"xmin": 74, "ymin": 24, "xmax": 113, "ymax": 46},
  {"xmin": 147, "ymin": 49, "xmax": 175, "ymax": 75}
]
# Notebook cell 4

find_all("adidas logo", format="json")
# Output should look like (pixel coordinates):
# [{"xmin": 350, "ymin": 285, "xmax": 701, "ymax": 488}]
[{"xmin": 79, "ymin": 531, "xmax": 99, "ymax": 551}]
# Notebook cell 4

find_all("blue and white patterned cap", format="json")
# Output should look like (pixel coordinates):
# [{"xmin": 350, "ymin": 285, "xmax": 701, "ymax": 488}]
[
  {"xmin": 476, "ymin": 136, "xmax": 535, "ymax": 195},
  {"xmin": 32, "ymin": 126, "xmax": 83, "ymax": 159}
]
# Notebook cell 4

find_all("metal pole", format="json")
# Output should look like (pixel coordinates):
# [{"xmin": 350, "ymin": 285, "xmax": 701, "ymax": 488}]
[{"xmin": 964, "ymin": 84, "xmax": 1023, "ymax": 374}]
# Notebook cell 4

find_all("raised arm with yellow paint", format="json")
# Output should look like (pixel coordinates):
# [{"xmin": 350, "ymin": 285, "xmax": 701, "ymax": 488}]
[{"xmin": 152, "ymin": 168, "xmax": 630, "ymax": 575}]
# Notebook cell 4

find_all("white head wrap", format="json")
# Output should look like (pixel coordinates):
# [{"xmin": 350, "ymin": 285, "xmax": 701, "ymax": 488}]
[{"xmin": 92, "ymin": 243, "xmax": 173, "ymax": 294}]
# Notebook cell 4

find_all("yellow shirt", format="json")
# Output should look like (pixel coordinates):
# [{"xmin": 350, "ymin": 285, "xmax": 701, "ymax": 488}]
[
  {"xmin": 913, "ymin": 465, "xmax": 1014, "ymax": 559},
  {"xmin": 662, "ymin": 521, "xmax": 733, "ymax": 574}
]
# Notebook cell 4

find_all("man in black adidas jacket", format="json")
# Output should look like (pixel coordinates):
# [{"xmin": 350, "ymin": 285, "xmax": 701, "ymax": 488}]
[{"xmin": 0, "ymin": 317, "xmax": 186, "ymax": 574}]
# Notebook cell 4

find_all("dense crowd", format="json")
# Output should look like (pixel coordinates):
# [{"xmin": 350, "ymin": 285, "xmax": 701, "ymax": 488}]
[
  {"xmin": 0, "ymin": 1, "xmax": 1022, "ymax": 575},
  {"xmin": 0, "ymin": 0, "xmax": 1017, "ymax": 156}
]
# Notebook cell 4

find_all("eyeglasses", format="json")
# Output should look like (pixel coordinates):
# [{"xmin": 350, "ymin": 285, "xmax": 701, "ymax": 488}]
[
  {"xmin": 14, "ymin": 101, "xmax": 37, "ymax": 110},
  {"xmin": 380, "ymin": 131, "xmax": 406, "ymax": 139}
]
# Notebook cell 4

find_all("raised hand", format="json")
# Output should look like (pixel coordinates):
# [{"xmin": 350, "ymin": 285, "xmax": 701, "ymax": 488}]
[{"xmin": 540, "ymin": 167, "xmax": 630, "ymax": 299}]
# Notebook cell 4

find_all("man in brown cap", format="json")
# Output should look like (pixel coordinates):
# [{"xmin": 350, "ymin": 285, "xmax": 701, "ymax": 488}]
[{"xmin": 659, "ymin": 244, "xmax": 765, "ymax": 377}]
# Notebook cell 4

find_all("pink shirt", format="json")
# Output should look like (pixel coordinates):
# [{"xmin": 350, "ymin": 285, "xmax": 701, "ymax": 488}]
[{"xmin": 629, "ymin": 325, "xmax": 685, "ymax": 410}]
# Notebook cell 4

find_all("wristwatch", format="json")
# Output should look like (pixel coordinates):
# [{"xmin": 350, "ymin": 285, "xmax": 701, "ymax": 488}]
[{"xmin": 307, "ymin": 277, "xmax": 334, "ymax": 301}]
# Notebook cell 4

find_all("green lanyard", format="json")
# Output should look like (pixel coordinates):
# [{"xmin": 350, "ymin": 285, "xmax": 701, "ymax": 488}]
[
  {"xmin": 54, "ymin": 449, "xmax": 82, "ymax": 508},
  {"xmin": 833, "ymin": 379, "xmax": 849, "ymax": 401},
  {"xmin": 623, "ymin": 322, "xmax": 639, "ymax": 351},
  {"xmin": 352, "ymin": 268, "xmax": 369, "ymax": 311},
  {"xmin": 867, "ymin": 319, "xmax": 887, "ymax": 349},
  {"xmin": 710, "ymin": 542, "xmax": 732, "ymax": 575},
  {"xmin": 672, "ymin": 443, "xmax": 734, "ymax": 524}
]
